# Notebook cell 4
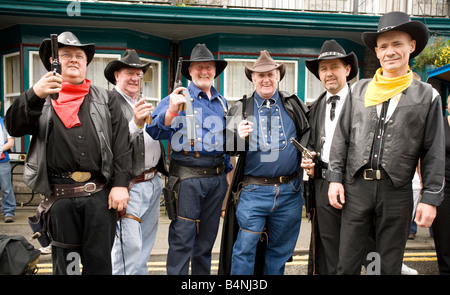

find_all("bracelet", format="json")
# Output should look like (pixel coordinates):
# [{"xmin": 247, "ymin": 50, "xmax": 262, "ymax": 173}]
[{"xmin": 167, "ymin": 110, "xmax": 179, "ymax": 117}]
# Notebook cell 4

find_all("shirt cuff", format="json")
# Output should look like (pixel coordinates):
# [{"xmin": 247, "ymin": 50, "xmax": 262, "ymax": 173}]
[
  {"xmin": 420, "ymin": 191, "xmax": 444, "ymax": 207},
  {"xmin": 112, "ymin": 173, "xmax": 132, "ymax": 188},
  {"xmin": 325, "ymin": 170, "xmax": 343, "ymax": 183},
  {"xmin": 129, "ymin": 120, "xmax": 143, "ymax": 135}
]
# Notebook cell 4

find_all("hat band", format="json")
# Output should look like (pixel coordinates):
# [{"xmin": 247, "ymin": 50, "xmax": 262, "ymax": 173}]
[
  {"xmin": 318, "ymin": 51, "xmax": 345, "ymax": 59},
  {"xmin": 378, "ymin": 25, "xmax": 396, "ymax": 33}
]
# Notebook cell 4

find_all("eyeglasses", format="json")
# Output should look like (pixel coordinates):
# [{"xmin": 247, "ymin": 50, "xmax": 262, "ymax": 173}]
[{"xmin": 59, "ymin": 53, "xmax": 86, "ymax": 61}]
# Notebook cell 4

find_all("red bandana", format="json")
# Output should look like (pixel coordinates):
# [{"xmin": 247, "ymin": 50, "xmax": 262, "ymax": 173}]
[{"xmin": 51, "ymin": 79, "xmax": 91, "ymax": 129}]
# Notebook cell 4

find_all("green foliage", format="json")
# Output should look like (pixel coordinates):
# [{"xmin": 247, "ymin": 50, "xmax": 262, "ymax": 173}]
[{"xmin": 412, "ymin": 36, "xmax": 450, "ymax": 72}]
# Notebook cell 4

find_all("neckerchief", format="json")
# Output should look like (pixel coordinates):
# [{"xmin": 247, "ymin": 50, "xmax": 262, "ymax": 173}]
[
  {"xmin": 51, "ymin": 79, "xmax": 91, "ymax": 129},
  {"xmin": 364, "ymin": 68, "xmax": 412, "ymax": 107}
]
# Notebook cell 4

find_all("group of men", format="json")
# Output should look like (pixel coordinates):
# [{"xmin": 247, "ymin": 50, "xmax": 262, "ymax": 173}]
[{"xmin": 4, "ymin": 11, "xmax": 447, "ymax": 275}]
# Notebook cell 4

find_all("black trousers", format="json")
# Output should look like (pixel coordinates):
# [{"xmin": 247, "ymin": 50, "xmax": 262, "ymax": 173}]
[
  {"xmin": 338, "ymin": 171, "xmax": 413, "ymax": 275},
  {"xmin": 308, "ymin": 177, "xmax": 342, "ymax": 274},
  {"xmin": 49, "ymin": 188, "xmax": 116, "ymax": 275},
  {"xmin": 432, "ymin": 193, "xmax": 450, "ymax": 275}
]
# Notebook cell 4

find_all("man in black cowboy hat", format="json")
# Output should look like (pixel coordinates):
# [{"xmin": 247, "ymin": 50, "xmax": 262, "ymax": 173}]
[
  {"xmin": 327, "ymin": 12, "xmax": 445, "ymax": 275},
  {"xmin": 104, "ymin": 49, "xmax": 168, "ymax": 274},
  {"xmin": 5, "ymin": 32, "xmax": 132, "ymax": 274},
  {"xmin": 219, "ymin": 50, "xmax": 309, "ymax": 275},
  {"xmin": 301, "ymin": 39, "xmax": 358, "ymax": 274},
  {"xmin": 147, "ymin": 43, "xmax": 232, "ymax": 275}
]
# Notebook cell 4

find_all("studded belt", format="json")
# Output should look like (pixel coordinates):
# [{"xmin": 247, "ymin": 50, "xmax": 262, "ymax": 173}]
[{"xmin": 50, "ymin": 179, "xmax": 108, "ymax": 198}]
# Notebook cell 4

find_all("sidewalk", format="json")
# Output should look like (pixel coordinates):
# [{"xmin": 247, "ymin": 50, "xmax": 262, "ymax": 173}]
[{"xmin": 0, "ymin": 203, "xmax": 436, "ymax": 265}]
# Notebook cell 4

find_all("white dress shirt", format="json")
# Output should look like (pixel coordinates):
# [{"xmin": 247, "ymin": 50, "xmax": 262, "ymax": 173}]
[
  {"xmin": 115, "ymin": 86, "xmax": 161, "ymax": 170},
  {"xmin": 321, "ymin": 84, "xmax": 349, "ymax": 164}
]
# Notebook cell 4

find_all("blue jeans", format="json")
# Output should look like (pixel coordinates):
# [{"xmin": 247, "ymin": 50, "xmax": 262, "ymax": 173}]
[
  {"xmin": 0, "ymin": 161, "xmax": 15, "ymax": 217},
  {"xmin": 231, "ymin": 176, "xmax": 303, "ymax": 275},
  {"xmin": 111, "ymin": 175, "xmax": 162, "ymax": 275},
  {"xmin": 166, "ymin": 173, "xmax": 227, "ymax": 275}
]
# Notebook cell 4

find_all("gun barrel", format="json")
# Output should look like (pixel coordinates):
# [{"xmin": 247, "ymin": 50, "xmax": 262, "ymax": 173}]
[
  {"xmin": 175, "ymin": 57, "xmax": 186, "ymax": 111},
  {"xmin": 50, "ymin": 34, "xmax": 60, "ymax": 100}
]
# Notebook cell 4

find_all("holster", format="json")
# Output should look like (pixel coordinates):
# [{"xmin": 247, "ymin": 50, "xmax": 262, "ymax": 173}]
[
  {"xmin": 27, "ymin": 203, "xmax": 51, "ymax": 248},
  {"xmin": 303, "ymin": 179, "xmax": 316, "ymax": 220},
  {"xmin": 162, "ymin": 176, "xmax": 180, "ymax": 221}
]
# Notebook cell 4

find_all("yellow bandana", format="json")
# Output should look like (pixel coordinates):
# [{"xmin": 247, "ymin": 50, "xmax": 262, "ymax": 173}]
[{"xmin": 364, "ymin": 68, "xmax": 413, "ymax": 107}]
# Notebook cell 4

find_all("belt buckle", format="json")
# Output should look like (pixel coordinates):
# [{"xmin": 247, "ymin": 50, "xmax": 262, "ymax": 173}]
[
  {"xmin": 279, "ymin": 176, "xmax": 283, "ymax": 183},
  {"xmin": 363, "ymin": 169, "xmax": 381, "ymax": 180},
  {"xmin": 144, "ymin": 171, "xmax": 155, "ymax": 181},
  {"xmin": 83, "ymin": 182, "xmax": 97, "ymax": 193},
  {"xmin": 72, "ymin": 171, "xmax": 91, "ymax": 182}
]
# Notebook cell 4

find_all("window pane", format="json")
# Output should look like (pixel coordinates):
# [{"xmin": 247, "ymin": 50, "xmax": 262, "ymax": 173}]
[
  {"xmin": 305, "ymin": 69, "xmax": 325, "ymax": 104},
  {"xmin": 141, "ymin": 58, "xmax": 161, "ymax": 104},
  {"xmin": 86, "ymin": 56, "xmax": 118, "ymax": 90},
  {"xmin": 32, "ymin": 53, "xmax": 48, "ymax": 86},
  {"xmin": 224, "ymin": 58, "xmax": 298, "ymax": 104},
  {"xmin": 5, "ymin": 54, "xmax": 20, "ymax": 94},
  {"xmin": 305, "ymin": 65, "xmax": 359, "ymax": 105}
]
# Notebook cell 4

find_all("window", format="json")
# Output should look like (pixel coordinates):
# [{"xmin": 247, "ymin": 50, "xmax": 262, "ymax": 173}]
[
  {"xmin": 224, "ymin": 58, "xmax": 298, "ymax": 108},
  {"xmin": 139, "ymin": 57, "xmax": 162, "ymax": 106},
  {"xmin": 3, "ymin": 52, "xmax": 21, "ymax": 112},
  {"xmin": 3, "ymin": 52, "xmax": 23, "ymax": 152},
  {"xmin": 30, "ymin": 51, "xmax": 122, "ymax": 89},
  {"xmin": 86, "ymin": 54, "xmax": 120, "ymax": 90},
  {"xmin": 30, "ymin": 52, "xmax": 162, "ymax": 105},
  {"xmin": 305, "ymin": 64, "xmax": 359, "ymax": 105}
]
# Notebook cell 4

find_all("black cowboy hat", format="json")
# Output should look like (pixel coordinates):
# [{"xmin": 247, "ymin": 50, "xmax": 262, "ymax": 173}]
[
  {"xmin": 362, "ymin": 11, "xmax": 430, "ymax": 59},
  {"xmin": 305, "ymin": 39, "xmax": 359, "ymax": 81},
  {"xmin": 104, "ymin": 49, "xmax": 151, "ymax": 85},
  {"xmin": 245, "ymin": 50, "xmax": 286, "ymax": 82},
  {"xmin": 181, "ymin": 44, "xmax": 228, "ymax": 80},
  {"xmin": 39, "ymin": 31, "xmax": 95, "ymax": 71}
]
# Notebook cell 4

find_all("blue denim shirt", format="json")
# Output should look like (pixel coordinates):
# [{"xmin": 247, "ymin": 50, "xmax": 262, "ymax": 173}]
[
  {"xmin": 146, "ymin": 83, "xmax": 232, "ymax": 173},
  {"xmin": 244, "ymin": 90, "xmax": 301, "ymax": 177}
]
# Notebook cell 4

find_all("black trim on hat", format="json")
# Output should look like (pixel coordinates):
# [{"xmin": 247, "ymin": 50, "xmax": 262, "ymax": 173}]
[
  {"xmin": 39, "ymin": 31, "xmax": 95, "ymax": 71},
  {"xmin": 104, "ymin": 49, "xmax": 151, "ymax": 85},
  {"xmin": 181, "ymin": 44, "xmax": 227, "ymax": 80}
]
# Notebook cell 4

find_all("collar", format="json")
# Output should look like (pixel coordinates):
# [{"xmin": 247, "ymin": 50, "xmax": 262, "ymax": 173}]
[
  {"xmin": 255, "ymin": 90, "xmax": 280, "ymax": 109},
  {"xmin": 115, "ymin": 86, "xmax": 136, "ymax": 106},
  {"xmin": 326, "ymin": 83, "xmax": 349, "ymax": 102},
  {"xmin": 189, "ymin": 83, "xmax": 221, "ymax": 101}
]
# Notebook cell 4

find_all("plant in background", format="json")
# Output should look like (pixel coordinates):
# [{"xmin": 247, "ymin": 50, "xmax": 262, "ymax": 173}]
[
  {"xmin": 412, "ymin": 36, "xmax": 450, "ymax": 72},
  {"xmin": 435, "ymin": 44, "xmax": 450, "ymax": 68}
]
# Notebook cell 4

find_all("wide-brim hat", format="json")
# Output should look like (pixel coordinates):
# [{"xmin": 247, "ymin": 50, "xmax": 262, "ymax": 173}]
[
  {"xmin": 181, "ymin": 44, "xmax": 228, "ymax": 80},
  {"xmin": 305, "ymin": 39, "xmax": 359, "ymax": 81},
  {"xmin": 104, "ymin": 49, "xmax": 151, "ymax": 85},
  {"xmin": 362, "ymin": 11, "xmax": 430, "ymax": 59},
  {"xmin": 39, "ymin": 31, "xmax": 95, "ymax": 71},
  {"xmin": 245, "ymin": 50, "xmax": 286, "ymax": 82}
]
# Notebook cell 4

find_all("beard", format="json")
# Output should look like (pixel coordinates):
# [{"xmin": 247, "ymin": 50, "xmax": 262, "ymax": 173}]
[{"xmin": 192, "ymin": 77, "xmax": 214, "ymax": 90}]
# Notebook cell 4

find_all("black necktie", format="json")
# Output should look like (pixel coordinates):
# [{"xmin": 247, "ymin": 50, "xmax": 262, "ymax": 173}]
[{"xmin": 327, "ymin": 95, "xmax": 340, "ymax": 121}]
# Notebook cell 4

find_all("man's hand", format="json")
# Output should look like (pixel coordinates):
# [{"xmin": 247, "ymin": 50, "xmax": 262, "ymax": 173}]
[
  {"xmin": 164, "ymin": 87, "xmax": 186, "ymax": 126},
  {"xmin": 328, "ymin": 182, "xmax": 345, "ymax": 209},
  {"xmin": 169, "ymin": 87, "xmax": 187, "ymax": 113},
  {"xmin": 300, "ymin": 151, "xmax": 316, "ymax": 176},
  {"xmin": 134, "ymin": 98, "xmax": 154, "ymax": 128},
  {"xmin": 415, "ymin": 203, "xmax": 436, "ymax": 228},
  {"xmin": 237, "ymin": 120, "xmax": 253, "ymax": 139},
  {"xmin": 108, "ymin": 186, "xmax": 130, "ymax": 212},
  {"xmin": 32, "ymin": 72, "xmax": 63, "ymax": 99}
]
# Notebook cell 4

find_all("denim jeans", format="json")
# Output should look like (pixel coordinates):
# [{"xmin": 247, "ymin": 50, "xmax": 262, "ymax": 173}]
[
  {"xmin": 111, "ymin": 175, "xmax": 162, "ymax": 275},
  {"xmin": 0, "ymin": 161, "xmax": 15, "ymax": 217},
  {"xmin": 166, "ymin": 173, "xmax": 227, "ymax": 275},
  {"xmin": 231, "ymin": 176, "xmax": 303, "ymax": 275}
]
